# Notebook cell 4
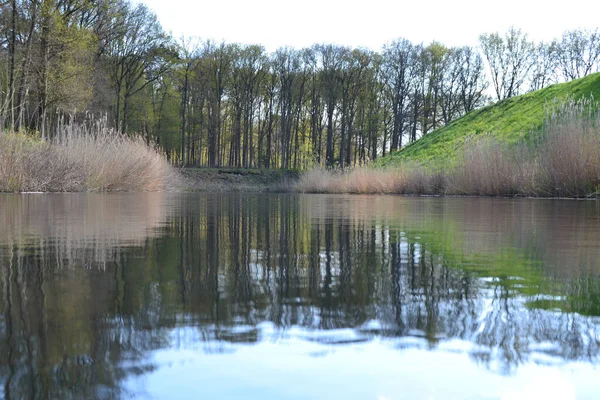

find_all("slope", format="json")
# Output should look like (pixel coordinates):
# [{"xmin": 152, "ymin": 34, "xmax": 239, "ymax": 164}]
[{"xmin": 375, "ymin": 72, "xmax": 600, "ymax": 167}]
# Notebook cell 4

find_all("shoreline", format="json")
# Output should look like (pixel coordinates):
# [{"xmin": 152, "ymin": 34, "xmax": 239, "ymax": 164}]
[
  {"xmin": 3, "ymin": 168, "xmax": 599, "ymax": 200},
  {"xmin": 178, "ymin": 167, "xmax": 300, "ymax": 192}
]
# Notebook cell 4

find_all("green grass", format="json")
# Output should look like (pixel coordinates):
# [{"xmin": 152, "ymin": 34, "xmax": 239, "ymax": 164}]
[{"xmin": 376, "ymin": 72, "xmax": 600, "ymax": 167}]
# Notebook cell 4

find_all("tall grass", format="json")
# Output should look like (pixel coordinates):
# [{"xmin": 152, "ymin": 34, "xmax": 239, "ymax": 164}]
[
  {"xmin": 296, "ymin": 166, "xmax": 445, "ymax": 195},
  {"xmin": 0, "ymin": 118, "xmax": 175, "ymax": 192},
  {"xmin": 537, "ymin": 100, "xmax": 600, "ymax": 196},
  {"xmin": 297, "ymin": 101, "xmax": 600, "ymax": 198}
]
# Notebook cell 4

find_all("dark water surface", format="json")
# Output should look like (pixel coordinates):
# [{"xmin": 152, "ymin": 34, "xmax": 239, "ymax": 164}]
[{"xmin": 1, "ymin": 193, "xmax": 600, "ymax": 399}]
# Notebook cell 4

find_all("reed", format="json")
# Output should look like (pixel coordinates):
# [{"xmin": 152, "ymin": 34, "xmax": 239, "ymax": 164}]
[{"xmin": 0, "ymin": 118, "xmax": 175, "ymax": 192}]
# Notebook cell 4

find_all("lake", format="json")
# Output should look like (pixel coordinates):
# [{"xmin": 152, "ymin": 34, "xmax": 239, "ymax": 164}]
[{"xmin": 1, "ymin": 193, "xmax": 599, "ymax": 399}]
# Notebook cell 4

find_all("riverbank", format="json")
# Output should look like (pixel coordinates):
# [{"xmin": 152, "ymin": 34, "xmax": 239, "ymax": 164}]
[
  {"xmin": 180, "ymin": 168, "xmax": 299, "ymax": 192},
  {"xmin": 3, "ymin": 100, "xmax": 598, "ymax": 197},
  {"xmin": 298, "ymin": 101, "xmax": 600, "ymax": 198},
  {"xmin": 296, "ymin": 135, "xmax": 600, "ymax": 198}
]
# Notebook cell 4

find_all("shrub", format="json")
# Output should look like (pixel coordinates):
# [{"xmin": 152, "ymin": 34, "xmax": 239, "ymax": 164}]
[{"xmin": 0, "ymin": 118, "xmax": 175, "ymax": 192}]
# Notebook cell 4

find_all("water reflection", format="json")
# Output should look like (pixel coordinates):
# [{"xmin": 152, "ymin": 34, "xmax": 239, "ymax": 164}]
[{"xmin": 0, "ymin": 194, "xmax": 599, "ymax": 399}]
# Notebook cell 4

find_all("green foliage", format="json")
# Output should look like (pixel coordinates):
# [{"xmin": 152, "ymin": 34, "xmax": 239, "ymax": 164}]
[
  {"xmin": 154, "ymin": 91, "xmax": 180, "ymax": 151},
  {"xmin": 375, "ymin": 72, "xmax": 600, "ymax": 168},
  {"xmin": 46, "ymin": 11, "xmax": 97, "ymax": 112}
]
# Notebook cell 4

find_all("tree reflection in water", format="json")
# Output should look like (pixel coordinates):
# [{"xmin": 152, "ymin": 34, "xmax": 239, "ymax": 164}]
[{"xmin": 0, "ymin": 193, "xmax": 599, "ymax": 398}]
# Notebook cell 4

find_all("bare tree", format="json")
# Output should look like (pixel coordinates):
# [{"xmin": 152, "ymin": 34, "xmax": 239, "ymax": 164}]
[
  {"xmin": 554, "ymin": 28, "xmax": 600, "ymax": 81},
  {"xmin": 456, "ymin": 46, "xmax": 488, "ymax": 113},
  {"xmin": 529, "ymin": 41, "xmax": 557, "ymax": 91},
  {"xmin": 381, "ymin": 39, "xmax": 416, "ymax": 151},
  {"xmin": 479, "ymin": 27, "xmax": 536, "ymax": 101},
  {"xmin": 106, "ymin": 2, "xmax": 172, "ymax": 133}
]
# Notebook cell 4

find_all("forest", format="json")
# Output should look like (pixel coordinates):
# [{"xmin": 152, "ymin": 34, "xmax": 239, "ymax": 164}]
[{"xmin": 1, "ymin": 0, "xmax": 600, "ymax": 169}]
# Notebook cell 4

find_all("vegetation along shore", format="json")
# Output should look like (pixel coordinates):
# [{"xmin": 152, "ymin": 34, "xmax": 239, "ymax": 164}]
[
  {"xmin": 298, "ymin": 84, "xmax": 600, "ymax": 198},
  {"xmin": 1, "ymin": 0, "xmax": 599, "ymax": 196}
]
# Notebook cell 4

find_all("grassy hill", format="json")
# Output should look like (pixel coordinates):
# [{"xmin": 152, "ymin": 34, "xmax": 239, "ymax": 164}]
[{"xmin": 376, "ymin": 72, "xmax": 600, "ymax": 167}]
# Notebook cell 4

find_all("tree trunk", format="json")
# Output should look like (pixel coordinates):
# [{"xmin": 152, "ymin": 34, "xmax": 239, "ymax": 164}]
[
  {"xmin": 39, "ymin": 16, "xmax": 50, "ymax": 138},
  {"xmin": 16, "ymin": 1, "xmax": 37, "ymax": 131},
  {"xmin": 7, "ymin": 0, "xmax": 18, "ymax": 129},
  {"xmin": 180, "ymin": 66, "xmax": 189, "ymax": 167},
  {"xmin": 325, "ymin": 103, "xmax": 334, "ymax": 167}
]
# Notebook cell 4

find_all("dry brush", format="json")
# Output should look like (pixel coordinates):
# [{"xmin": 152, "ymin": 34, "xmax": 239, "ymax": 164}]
[{"xmin": 0, "ymin": 119, "xmax": 175, "ymax": 192}]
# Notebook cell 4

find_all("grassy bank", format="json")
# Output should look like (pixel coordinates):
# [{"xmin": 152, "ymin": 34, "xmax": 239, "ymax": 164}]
[
  {"xmin": 297, "ymin": 101, "xmax": 600, "ymax": 198},
  {"xmin": 0, "ymin": 121, "xmax": 175, "ymax": 192},
  {"xmin": 376, "ymin": 72, "xmax": 600, "ymax": 167}
]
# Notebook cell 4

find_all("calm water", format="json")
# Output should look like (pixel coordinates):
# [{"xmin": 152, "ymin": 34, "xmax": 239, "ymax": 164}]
[{"xmin": 1, "ymin": 193, "xmax": 600, "ymax": 399}]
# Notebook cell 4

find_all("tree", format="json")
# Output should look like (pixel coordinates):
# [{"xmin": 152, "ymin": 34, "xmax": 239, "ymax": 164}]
[
  {"xmin": 381, "ymin": 39, "xmax": 415, "ymax": 151},
  {"xmin": 258, "ymin": 65, "xmax": 278, "ymax": 168},
  {"xmin": 303, "ymin": 47, "xmax": 323, "ymax": 165},
  {"xmin": 420, "ymin": 42, "xmax": 450, "ymax": 133},
  {"xmin": 2, "ymin": 0, "xmax": 97, "ymax": 136},
  {"xmin": 554, "ymin": 28, "xmax": 600, "ymax": 81},
  {"xmin": 530, "ymin": 41, "xmax": 557, "ymax": 91},
  {"xmin": 479, "ymin": 27, "xmax": 536, "ymax": 101},
  {"xmin": 272, "ymin": 47, "xmax": 303, "ymax": 169},
  {"xmin": 439, "ymin": 47, "xmax": 463, "ymax": 125},
  {"xmin": 106, "ymin": 2, "xmax": 172, "ymax": 133},
  {"xmin": 316, "ymin": 44, "xmax": 345, "ymax": 167},
  {"xmin": 228, "ymin": 44, "xmax": 266, "ymax": 167},
  {"xmin": 200, "ymin": 41, "xmax": 233, "ymax": 167},
  {"xmin": 338, "ymin": 48, "xmax": 370, "ymax": 166},
  {"xmin": 176, "ymin": 37, "xmax": 200, "ymax": 166}
]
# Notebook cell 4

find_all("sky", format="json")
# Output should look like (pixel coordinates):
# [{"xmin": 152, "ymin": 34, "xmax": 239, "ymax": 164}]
[{"xmin": 139, "ymin": 0, "xmax": 600, "ymax": 51}]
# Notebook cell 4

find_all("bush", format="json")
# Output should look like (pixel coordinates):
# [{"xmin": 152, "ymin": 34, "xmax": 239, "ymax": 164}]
[{"xmin": 0, "ymin": 119, "xmax": 175, "ymax": 192}]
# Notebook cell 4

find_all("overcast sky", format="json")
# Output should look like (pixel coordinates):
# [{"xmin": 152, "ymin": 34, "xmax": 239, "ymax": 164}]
[{"xmin": 139, "ymin": 0, "xmax": 599, "ymax": 51}]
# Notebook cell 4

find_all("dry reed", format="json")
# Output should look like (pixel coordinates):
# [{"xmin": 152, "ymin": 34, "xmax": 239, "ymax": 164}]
[
  {"xmin": 296, "ymin": 166, "xmax": 446, "ymax": 195},
  {"xmin": 0, "ymin": 118, "xmax": 175, "ymax": 192}
]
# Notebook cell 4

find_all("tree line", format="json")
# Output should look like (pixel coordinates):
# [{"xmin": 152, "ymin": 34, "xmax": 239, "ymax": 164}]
[{"xmin": 1, "ymin": 1, "xmax": 599, "ymax": 168}]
